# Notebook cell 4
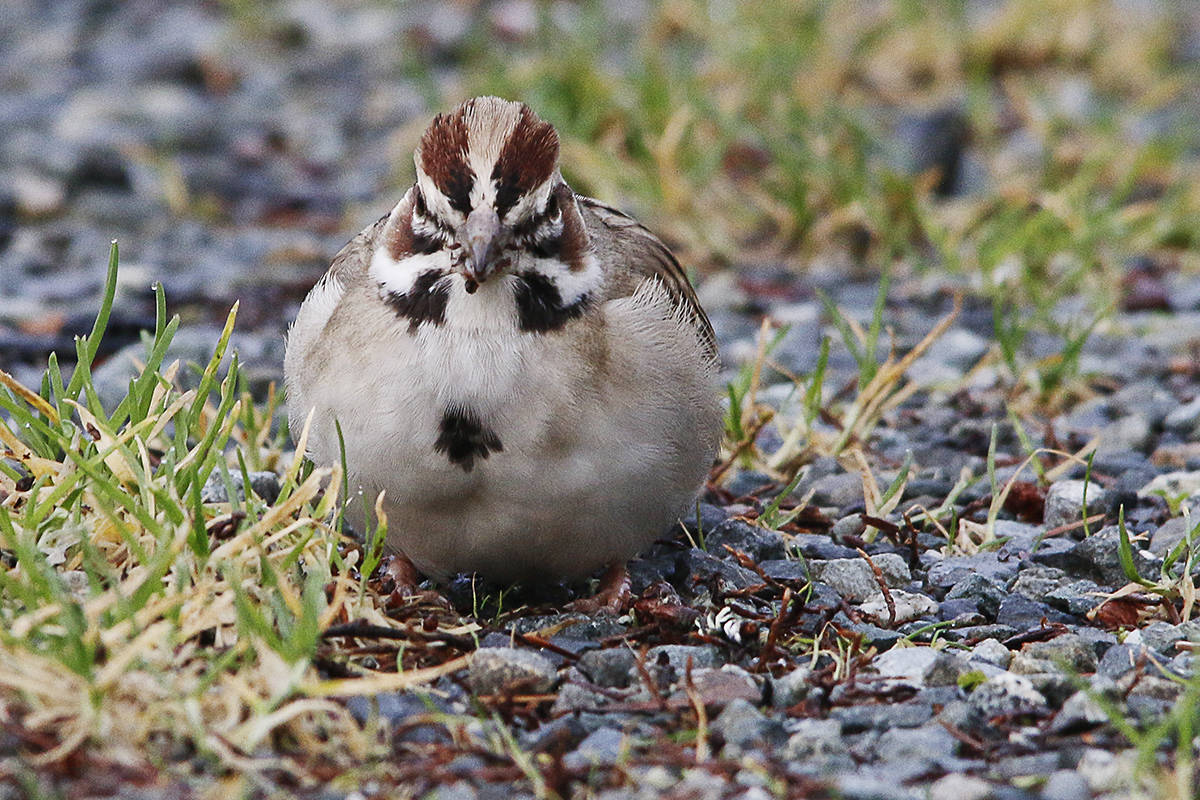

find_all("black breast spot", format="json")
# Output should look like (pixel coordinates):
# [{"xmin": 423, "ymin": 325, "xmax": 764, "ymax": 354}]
[
  {"xmin": 513, "ymin": 271, "xmax": 589, "ymax": 333},
  {"xmin": 384, "ymin": 270, "xmax": 450, "ymax": 332},
  {"xmin": 434, "ymin": 405, "xmax": 503, "ymax": 472}
]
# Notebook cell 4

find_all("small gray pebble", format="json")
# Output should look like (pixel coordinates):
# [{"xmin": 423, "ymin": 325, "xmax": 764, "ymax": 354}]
[
  {"xmin": 562, "ymin": 727, "xmax": 627, "ymax": 771},
  {"xmin": 809, "ymin": 471, "xmax": 865, "ymax": 507},
  {"xmin": 967, "ymin": 673, "xmax": 1048, "ymax": 720},
  {"xmin": 769, "ymin": 667, "xmax": 813, "ymax": 708},
  {"xmin": 946, "ymin": 573, "xmax": 1006, "ymax": 620},
  {"xmin": 1163, "ymin": 395, "xmax": 1200, "ymax": 435},
  {"xmin": 924, "ymin": 652, "xmax": 972, "ymax": 687},
  {"xmin": 1071, "ymin": 525, "xmax": 1161, "ymax": 586},
  {"xmin": 577, "ymin": 647, "xmax": 637, "ymax": 688},
  {"xmin": 200, "ymin": 469, "xmax": 281, "ymax": 504},
  {"xmin": 468, "ymin": 648, "xmax": 557, "ymax": 695},
  {"xmin": 928, "ymin": 773, "xmax": 993, "ymax": 800},
  {"xmin": 996, "ymin": 595, "xmax": 1074, "ymax": 629},
  {"xmin": 1043, "ymin": 480, "xmax": 1108, "ymax": 529},
  {"xmin": 830, "ymin": 702, "xmax": 933, "ymax": 732},
  {"xmin": 1016, "ymin": 634, "xmax": 1098, "ymax": 674},
  {"xmin": 809, "ymin": 558, "xmax": 880, "ymax": 602},
  {"xmin": 970, "ymin": 638, "xmax": 1012, "ymax": 669},
  {"xmin": 646, "ymin": 644, "xmax": 720, "ymax": 672},
  {"xmin": 831, "ymin": 514, "xmax": 867, "ymax": 540},
  {"xmin": 425, "ymin": 781, "xmax": 478, "ymax": 800},
  {"xmin": 703, "ymin": 518, "xmax": 786, "ymax": 562},
  {"xmin": 711, "ymin": 698, "xmax": 786, "ymax": 753},
  {"xmin": 875, "ymin": 722, "xmax": 959, "ymax": 763},
  {"xmin": 1040, "ymin": 770, "xmax": 1090, "ymax": 800}
]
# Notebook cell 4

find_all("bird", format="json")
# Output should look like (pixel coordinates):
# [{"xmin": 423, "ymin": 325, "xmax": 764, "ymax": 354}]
[{"xmin": 283, "ymin": 96, "xmax": 720, "ymax": 605}]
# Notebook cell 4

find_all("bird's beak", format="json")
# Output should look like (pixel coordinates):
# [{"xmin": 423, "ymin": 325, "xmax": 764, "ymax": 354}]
[{"xmin": 462, "ymin": 206, "xmax": 501, "ymax": 285}]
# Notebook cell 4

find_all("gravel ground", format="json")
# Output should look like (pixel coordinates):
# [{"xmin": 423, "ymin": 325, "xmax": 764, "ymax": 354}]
[
  {"xmin": 4, "ymin": 1, "xmax": 1200, "ymax": 799},
  {"xmin": 287, "ymin": 282, "xmax": 1200, "ymax": 800}
]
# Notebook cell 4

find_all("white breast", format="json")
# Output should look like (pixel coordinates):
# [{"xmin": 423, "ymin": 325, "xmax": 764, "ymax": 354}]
[{"xmin": 286, "ymin": 274, "xmax": 720, "ymax": 583}]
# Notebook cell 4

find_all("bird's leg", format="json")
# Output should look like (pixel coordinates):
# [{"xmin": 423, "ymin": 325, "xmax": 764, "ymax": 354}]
[
  {"xmin": 568, "ymin": 562, "xmax": 633, "ymax": 615},
  {"xmin": 381, "ymin": 553, "xmax": 423, "ymax": 596},
  {"xmin": 380, "ymin": 553, "xmax": 450, "ymax": 608}
]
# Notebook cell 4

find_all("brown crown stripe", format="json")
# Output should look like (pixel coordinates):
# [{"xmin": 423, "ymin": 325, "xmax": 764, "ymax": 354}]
[
  {"xmin": 418, "ymin": 107, "xmax": 474, "ymax": 215},
  {"xmin": 492, "ymin": 104, "xmax": 560, "ymax": 217}
]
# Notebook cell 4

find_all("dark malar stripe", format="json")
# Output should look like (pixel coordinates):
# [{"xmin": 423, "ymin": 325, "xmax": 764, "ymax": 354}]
[
  {"xmin": 527, "ymin": 236, "xmax": 562, "ymax": 259},
  {"xmin": 434, "ymin": 405, "xmax": 503, "ymax": 472},
  {"xmin": 384, "ymin": 270, "xmax": 450, "ymax": 332},
  {"xmin": 513, "ymin": 271, "xmax": 589, "ymax": 333}
]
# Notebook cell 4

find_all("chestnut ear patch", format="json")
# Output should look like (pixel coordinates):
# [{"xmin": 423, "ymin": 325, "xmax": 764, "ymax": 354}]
[
  {"xmin": 435, "ymin": 405, "xmax": 503, "ymax": 472},
  {"xmin": 387, "ymin": 197, "xmax": 445, "ymax": 260},
  {"xmin": 492, "ymin": 105, "xmax": 560, "ymax": 216}
]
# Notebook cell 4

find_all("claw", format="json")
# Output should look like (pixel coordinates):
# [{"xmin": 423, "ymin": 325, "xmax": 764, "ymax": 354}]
[{"xmin": 567, "ymin": 563, "xmax": 633, "ymax": 615}]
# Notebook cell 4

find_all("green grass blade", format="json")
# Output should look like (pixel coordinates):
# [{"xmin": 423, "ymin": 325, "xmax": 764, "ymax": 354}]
[
  {"xmin": 62, "ymin": 241, "xmax": 119, "ymax": 413},
  {"xmin": 1116, "ymin": 506, "xmax": 1154, "ymax": 588}
]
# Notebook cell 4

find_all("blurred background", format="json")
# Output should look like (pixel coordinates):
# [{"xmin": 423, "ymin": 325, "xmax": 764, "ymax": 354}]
[{"xmin": 2, "ymin": 0, "xmax": 1199, "ymax": 395}]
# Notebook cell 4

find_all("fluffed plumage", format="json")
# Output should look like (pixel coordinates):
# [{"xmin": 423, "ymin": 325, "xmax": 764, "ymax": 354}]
[{"xmin": 284, "ymin": 97, "xmax": 720, "ymax": 583}]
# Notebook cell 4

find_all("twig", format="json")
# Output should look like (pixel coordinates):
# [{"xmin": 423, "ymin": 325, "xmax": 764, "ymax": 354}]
[
  {"xmin": 856, "ymin": 547, "xmax": 895, "ymax": 627},
  {"xmin": 1041, "ymin": 513, "xmax": 1106, "ymax": 538},
  {"xmin": 860, "ymin": 514, "xmax": 901, "ymax": 538},
  {"xmin": 722, "ymin": 544, "xmax": 780, "ymax": 588},
  {"xmin": 902, "ymin": 509, "xmax": 922, "ymax": 570},
  {"xmin": 758, "ymin": 587, "xmax": 794, "ymax": 671},
  {"xmin": 709, "ymin": 412, "xmax": 774, "ymax": 484},
  {"xmin": 1000, "ymin": 620, "xmax": 1068, "ymax": 648},
  {"xmin": 683, "ymin": 656, "xmax": 709, "ymax": 763},
  {"xmin": 510, "ymin": 631, "xmax": 581, "ymax": 662},
  {"xmin": 939, "ymin": 720, "xmax": 987, "ymax": 756},
  {"xmin": 634, "ymin": 646, "xmax": 666, "ymax": 709},
  {"xmin": 322, "ymin": 620, "xmax": 475, "ymax": 650}
]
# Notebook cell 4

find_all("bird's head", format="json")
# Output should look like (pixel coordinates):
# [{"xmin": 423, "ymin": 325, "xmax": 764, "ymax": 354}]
[{"xmin": 390, "ymin": 96, "xmax": 581, "ymax": 292}]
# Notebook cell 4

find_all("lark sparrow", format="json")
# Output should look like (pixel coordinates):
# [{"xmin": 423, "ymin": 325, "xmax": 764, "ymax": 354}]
[{"xmin": 284, "ymin": 97, "xmax": 720, "ymax": 590}]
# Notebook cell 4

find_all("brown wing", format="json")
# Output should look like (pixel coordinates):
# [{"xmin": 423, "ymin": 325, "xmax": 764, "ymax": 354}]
[
  {"xmin": 576, "ymin": 195, "xmax": 718, "ymax": 361},
  {"xmin": 325, "ymin": 212, "xmax": 390, "ymax": 285}
]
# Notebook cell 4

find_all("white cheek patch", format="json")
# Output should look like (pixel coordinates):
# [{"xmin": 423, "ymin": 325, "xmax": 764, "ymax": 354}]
[{"xmin": 370, "ymin": 248, "xmax": 452, "ymax": 297}]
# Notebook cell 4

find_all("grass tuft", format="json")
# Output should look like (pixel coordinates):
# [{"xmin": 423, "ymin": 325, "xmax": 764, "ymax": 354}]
[{"xmin": 0, "ymin": 244, "xmax": 458, "ymax": 784}]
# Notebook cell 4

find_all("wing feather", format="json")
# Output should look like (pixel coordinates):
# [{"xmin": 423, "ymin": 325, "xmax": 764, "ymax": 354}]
[{"xmin": 576, "ymin": 196, "xmax": 718, "ymax": 361}]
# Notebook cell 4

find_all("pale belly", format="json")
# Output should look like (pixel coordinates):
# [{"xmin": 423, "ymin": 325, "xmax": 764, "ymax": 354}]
[{"xmin": 287, "ymin": 283, "xmax": 720, "ymax": 583}]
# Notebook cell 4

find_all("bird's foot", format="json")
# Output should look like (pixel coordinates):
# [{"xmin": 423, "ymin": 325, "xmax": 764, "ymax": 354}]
[
  {"xmin": 567, "ymin": 563, "xmax": 632, "ymax": 615},
  {"xmin": 380, "ymin": 554, "xmax": 449, "ymax": 608}
]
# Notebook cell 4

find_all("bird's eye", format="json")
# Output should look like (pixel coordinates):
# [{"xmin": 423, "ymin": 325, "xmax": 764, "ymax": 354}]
[{"xmin": 413, "ymin": 187, "xmax": 454, "ymax": 235}]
